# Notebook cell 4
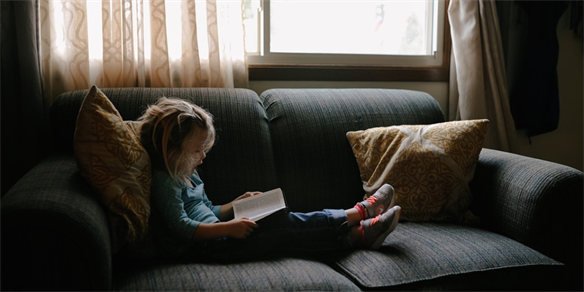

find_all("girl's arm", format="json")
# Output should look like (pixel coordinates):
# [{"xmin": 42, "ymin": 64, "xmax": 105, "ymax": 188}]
[
  {"xmin": 192, "ymin": 218, "xmax": 258, "ymax": 241},
  {"xmin": 218, "ymin": 191, "xmax": 261, "ymax": 221}
]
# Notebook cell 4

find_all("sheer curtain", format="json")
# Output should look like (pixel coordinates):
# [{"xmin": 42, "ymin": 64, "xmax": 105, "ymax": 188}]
[
  {"xmin": 39, "ymin": 0, "xmax": 248, "ymax": 103},
  {"xmin": 448, "ymin": 0, "xmax": 516, "ymax": 151}
]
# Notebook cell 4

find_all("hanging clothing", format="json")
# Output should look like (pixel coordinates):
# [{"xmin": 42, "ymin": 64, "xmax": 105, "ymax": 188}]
[{"xmin": 498, "ymin": 1, "xmax": 568, "ymax": 138}]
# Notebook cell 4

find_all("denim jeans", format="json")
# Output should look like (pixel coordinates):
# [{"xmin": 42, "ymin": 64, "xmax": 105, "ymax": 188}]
[{"xmin": 189, "ymin": 209, "xmax": 352, "ymax": 262}]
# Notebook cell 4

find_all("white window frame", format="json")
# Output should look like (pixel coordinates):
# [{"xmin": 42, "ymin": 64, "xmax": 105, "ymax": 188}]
[{"xmin": 247, "ymin": 0, "xmax": 447, "ymax": 68}]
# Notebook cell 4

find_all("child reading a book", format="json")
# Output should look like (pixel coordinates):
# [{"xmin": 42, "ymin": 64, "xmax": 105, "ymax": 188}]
[{"xmin": 139, "ymin": 97, "xmax": 401, "ymax": 261}]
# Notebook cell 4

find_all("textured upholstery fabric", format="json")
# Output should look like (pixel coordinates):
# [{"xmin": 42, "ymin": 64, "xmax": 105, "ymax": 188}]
[
  {"xmin": 51, "ymin": 87, "xmax": 278, "ymax": 204},
  {"xmin": 260, "ymin": 88, "xmax": 445, "ymax": 213},
  {"xmin": 3, "ymin": 88, "xmax": 581, "ymax": 291},
  {"xmin": 346, "ymin": 120, "xmax": 489, "ymax": 223},
  {"xmin": 471, "ymin": 148, "xmax": 584, "ymax": 288},
  {"xmin": 333, "ymin": 222, "xmax": 564, "ymax": 289},
  {"xmin": 114, "ymin": 258, "xmax": 361, "ymax": 291},
  {"xmin": 1, "ymin": 155, "xmax": 113, "ymax": 291}
]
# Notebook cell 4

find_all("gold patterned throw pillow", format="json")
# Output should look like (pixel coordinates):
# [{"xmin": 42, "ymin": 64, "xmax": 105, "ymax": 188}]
[
  {"xmin": 346, "ymin": 119, "xmax": 489, "ymax": 224},
  {"xmin": 74, "ymin": 85, "xmax": 151, "ymax": 252}
]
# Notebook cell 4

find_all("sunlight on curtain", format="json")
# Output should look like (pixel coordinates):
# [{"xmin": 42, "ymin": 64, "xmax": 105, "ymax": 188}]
[
  {"xmin": 39, "ymin": 0, "xmax": 248, "ymax": 102},
  {"xmin": 448, "ymin": 0, "xmax": 516, "ymax": 152}
]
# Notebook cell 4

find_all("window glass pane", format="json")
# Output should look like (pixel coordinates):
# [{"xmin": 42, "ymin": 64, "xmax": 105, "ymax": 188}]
[
  {"xmin": 243, "ymin": 0, "xmax": 262, "ymax": 54},
  {"xmin": 269, "ymin": 0, "xmax": 434, "ymax": 55}
]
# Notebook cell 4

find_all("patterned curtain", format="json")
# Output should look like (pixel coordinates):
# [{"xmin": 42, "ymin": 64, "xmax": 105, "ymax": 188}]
[{"xmin": 39, "ymin": 0, "xmax": 248, "ymax": 103}]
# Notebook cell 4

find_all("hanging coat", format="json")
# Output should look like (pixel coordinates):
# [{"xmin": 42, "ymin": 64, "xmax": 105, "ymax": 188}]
[{"xmin": 499, "ymin": 1, "xmax": 568, "ymax": 138}]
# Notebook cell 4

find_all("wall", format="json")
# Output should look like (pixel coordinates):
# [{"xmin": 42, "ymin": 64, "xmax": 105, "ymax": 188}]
[
  {"xmin": 249, "ymin": 10, "xmax": 583, "ymax": 171},
  {"xmin": 510, "ymin": 11, "xmax": 583, "ymax": 171}
]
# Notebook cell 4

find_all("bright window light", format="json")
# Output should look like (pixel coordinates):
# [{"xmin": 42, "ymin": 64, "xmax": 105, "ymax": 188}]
[{"xmin": 244, "ymin": 0, "xmax": 445, "ymax": 67}]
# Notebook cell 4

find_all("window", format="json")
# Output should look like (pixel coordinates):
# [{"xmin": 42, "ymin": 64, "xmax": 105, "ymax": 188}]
[{"xmin": 243, "ymin": 0, "xmax": 450, "ymax": 81}]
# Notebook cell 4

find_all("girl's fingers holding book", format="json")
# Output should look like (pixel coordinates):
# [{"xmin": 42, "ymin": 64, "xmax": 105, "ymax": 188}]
[
  {"xmin": 241, "ymin": 217, "xmax": 259, "ymax": 228},
  {"xmin": 227, "ymin": 218, "xmax": 258, "ymax": 238},
  {"xmin": 235, "ymin": 192, "xmax": 260, "ymax": 201}
]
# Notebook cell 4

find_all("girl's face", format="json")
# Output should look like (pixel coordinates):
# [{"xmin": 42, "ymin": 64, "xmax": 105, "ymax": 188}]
[{"xmin": 185, "ymin": 129, "xmax": 209, "ymax": 173}]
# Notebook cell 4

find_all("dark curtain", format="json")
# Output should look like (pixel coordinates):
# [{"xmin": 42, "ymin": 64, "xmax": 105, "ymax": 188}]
[
  {"xmin": 496, "ymin": 1, "xmax": 568, "ymax": 138},
  {"xmin": 1, "ymin": 0, "xmax": 47, "ymax": 196}
]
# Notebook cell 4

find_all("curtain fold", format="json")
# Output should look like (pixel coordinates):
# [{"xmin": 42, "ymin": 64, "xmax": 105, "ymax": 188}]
[
  {"xmin": 448, "ymin": 0, "xmax": 516, "ymax": 151},
  {"xmin": 1, "ymin": 0, "xmax": 47, "ymax": 195},
  {"xmin": 39, "ymin": 0, "xmax": 248, "ymax": 104}
]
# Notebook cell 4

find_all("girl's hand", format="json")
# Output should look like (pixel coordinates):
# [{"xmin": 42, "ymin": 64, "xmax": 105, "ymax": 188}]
[
  {"xmin": 226, "ymin": 217, "xmax": 258, "ymax": 239},
  {"xmin": 234, "ymin": 191, "xmax": 261, "ymax": 202}
]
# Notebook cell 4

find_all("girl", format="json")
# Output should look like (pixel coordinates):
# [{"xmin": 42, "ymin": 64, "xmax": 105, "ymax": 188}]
[{"xmin": 139, "ymin": 97, "xmax": 401, "ymax": 261}]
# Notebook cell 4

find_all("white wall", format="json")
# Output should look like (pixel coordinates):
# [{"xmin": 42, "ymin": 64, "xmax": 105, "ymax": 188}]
[{"xmin": 249, "ymin": 11, "xmax": 583, "ymax": 171}]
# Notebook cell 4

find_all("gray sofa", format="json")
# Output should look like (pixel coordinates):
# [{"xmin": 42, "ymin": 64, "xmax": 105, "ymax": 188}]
[{"xmin": 2, "ymin": 88, "xmax": 582, "ymax": 291}]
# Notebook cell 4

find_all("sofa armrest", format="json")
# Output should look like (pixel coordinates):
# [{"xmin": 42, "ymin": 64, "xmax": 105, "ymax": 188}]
[
  {"xmin": 1, "ymin": 155, "xmax": 113, "ymax": 291},
  {"xmin": 471, "ymin": 148, "xmax": 583, "ymax": 287}
]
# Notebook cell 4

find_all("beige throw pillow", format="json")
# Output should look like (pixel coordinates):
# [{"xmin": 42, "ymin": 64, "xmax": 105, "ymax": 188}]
[
  {"xmin": 346, "ymin": 119, "xmax": 489, "ymax": 224},
  {"xmin": 74, "ymin": 85, "xmax": 151, "ymax": 252}
]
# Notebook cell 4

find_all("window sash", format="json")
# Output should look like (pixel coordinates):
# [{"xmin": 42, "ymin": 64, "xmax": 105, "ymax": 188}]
[{"xmin": 248, "ymin": 0, "xmax": 451, "ymax": 81}]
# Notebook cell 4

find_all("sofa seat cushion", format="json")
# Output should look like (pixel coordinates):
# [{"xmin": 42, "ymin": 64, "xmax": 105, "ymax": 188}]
[
  {"xmin": 114, "ymin": 257, "xmax": 361, "ymax": 291},
  {"xmin": 333, "ymin": 222, "xmax": 565, "ymax": 290}
]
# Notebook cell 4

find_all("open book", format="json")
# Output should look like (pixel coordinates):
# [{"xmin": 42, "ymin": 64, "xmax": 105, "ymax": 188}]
[{"xmin": 233, "ymin": 188, "xmax": 287, "ymax": 222}]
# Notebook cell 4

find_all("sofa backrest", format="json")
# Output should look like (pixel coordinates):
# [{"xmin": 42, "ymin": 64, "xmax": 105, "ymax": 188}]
[
  {"xmin": 51, "ymin": 87, "xmax": 445, "ymax": 210},
  {"xmin": 50, "ymin": 88, "xmax": 278, "ymax": 204},
  {"xmin": 260, "ymin": 88, "xmax": 445, "ymax": 212}
]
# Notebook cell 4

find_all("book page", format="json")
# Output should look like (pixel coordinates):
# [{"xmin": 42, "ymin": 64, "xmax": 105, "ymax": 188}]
[{"xmin": 233, "ymin": 188, "xmax": 287, "ymax": 221}]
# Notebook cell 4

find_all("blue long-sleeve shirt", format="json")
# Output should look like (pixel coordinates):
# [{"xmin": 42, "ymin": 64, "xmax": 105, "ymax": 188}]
[{"xmin": 150, "ymin": 169, "xmax": 221, "ymax": 256}]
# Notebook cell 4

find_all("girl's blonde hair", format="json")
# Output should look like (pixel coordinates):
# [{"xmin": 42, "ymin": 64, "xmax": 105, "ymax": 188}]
[{"xmin": 139, "ymin": 97, "xmax": 215, "ymax": 183}]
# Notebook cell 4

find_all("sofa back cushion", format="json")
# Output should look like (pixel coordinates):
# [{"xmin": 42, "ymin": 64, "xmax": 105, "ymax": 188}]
[
  {"xmin": 346, "ymin": 119, "xmax": 489, "ymax": 224},
  {"xmin": 52, "ymin": 88, "xmax": 278, "ymax": 204},
  {"xmin": 260, "ymin": 88, "xmax": 445, "ymax": 212}
]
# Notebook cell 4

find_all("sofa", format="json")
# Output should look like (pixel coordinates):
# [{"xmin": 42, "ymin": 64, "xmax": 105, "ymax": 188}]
[{"xmin": 2, "ymin": 87, "xmax": 582, "ymax": 291}]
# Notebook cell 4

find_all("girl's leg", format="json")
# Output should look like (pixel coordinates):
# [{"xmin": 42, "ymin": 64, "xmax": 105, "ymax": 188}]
[
  {"xmin": 191, "ymin": 184, "xmax": 398, "ymax": 262},
  {"xmin": 345, "ymin": 208, "xmax": 362, "ymax": 227},
  {"xmin": 192, "ymin": 204, "xmax": 401, "ymax": 263},
  {"xmin": 194, "ymin": 209, "xmax": 352, "ymax": 262}
]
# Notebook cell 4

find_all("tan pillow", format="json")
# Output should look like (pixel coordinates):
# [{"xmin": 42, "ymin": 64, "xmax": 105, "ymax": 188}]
[
  {"xmin": 346, "ymin": 119, "xmax": 489, "ymax": 224},
  {"xmin": 74, "ymin": 85, "xmax": 151, "ymax": 252}
]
